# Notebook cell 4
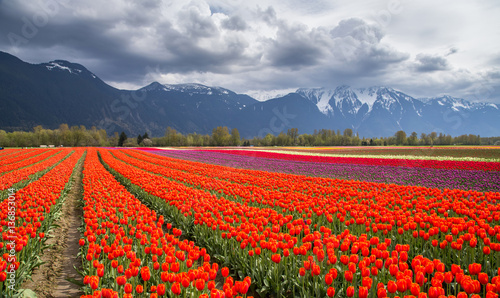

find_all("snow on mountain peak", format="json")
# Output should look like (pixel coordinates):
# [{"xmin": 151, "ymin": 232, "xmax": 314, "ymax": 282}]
[
  {"xmin": 45, "ymin": 61, "xmax": 82, "ymax": 74},
  {"xmin": 332, "ymin": 86, "xmax": 364, "ymax": 114},
  {"xmin": 44, "ymin": 60, "xmax": 98, "ymax": 79},
  {"xmin": 142, "ymin": 82, "xmax": 232, "ymax": 96},
  {"xmin": 247, "ymin": 88, "xmax": 299, "ymax": 102},
  {"xmin": 427, "ymin": 95, "xmax": 475, "ymax": 111},
  {"xmin": 296, "ymin": 87, "xmax": 336, "ymax": 114},
  {"xmin": 354, "ymin": 87, "xmax": 378, "ymax": 111},
  {"xmin": 297, "ymin": 85, "xmax": 430, "ymax": 117}
]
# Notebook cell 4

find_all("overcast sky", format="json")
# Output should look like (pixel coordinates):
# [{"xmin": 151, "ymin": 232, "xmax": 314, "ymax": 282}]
[{"xmin": 1, "ymin": 0, "xmax": 499, "ymax": 102}]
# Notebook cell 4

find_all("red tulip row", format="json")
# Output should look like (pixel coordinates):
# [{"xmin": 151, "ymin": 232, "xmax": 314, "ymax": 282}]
[
  {"xmin": 0, "ymin": 149, "xmax": 52, "ymax": 168},
  {"xmin": 0, "ymin": 149, "xmax": 22, "ymax": 158},
  {"xmin": 80, "ymin": 149, "xmax": 251, "ymax": 298},
  {"xmin": 115, "ymin": 149, "xmax": 500, "ymax": 261},
  {"xmin": 99, "ymin": 148, "xmax": 500, "ymax": 297},
  {"xmin": 0, "ymin": 149, "xmax": 84, "ymax": 295},
  {"xmin": 0, "ymin": 149, "xmax": 71, "ymax": 191},
  {"xmin": 202, "ymin": 150, "xmax": 500, "ymax": 172},
  {"xmin": 0, "ymin": 149, "xmax": 62, "ymax": 176}
]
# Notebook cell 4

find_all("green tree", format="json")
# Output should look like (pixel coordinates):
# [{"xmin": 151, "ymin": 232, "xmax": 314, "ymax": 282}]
[
  {"xmin": 343, "ymin": 128, "xmax": 353, "ymax": 138},
  {"xmin": 230, "ymin": 128, "xmax": 240, "ymax": 146},
  {"xmin": 71, "ymin": 125, "xmax": 86, "ymax": 146},
  {"xmin": 262, "ymin": 134, "xmax": 274, "ymax": 146},
  {"xmin": 118, "ymin": 131, "xmax": 127, "ymax": 147},
  {"xmin": 429, "ymin": 132, "xmax": 437, "ymax": 145},
  {"xmin": 287, "ymin": 128, "xmax": 298, "ymax": 145},
  {"xmin": 395, "ymin": 130, "xmax": 407, "ymax": 145},
  {"xmin": 276, "ymin": 132, "xmax": 290, "ymax": 146},
  {"xmin": 212, "ymin": 126, "xmax": 230, "ymax": 146},
  {"xmin": 165, "ymin": 127, "xmax": 178, "ymax": 146},
  {"xmin": 137, "ymin": 134, "xmax": 144, "ymax": 145},
  {"xmin": 408, "ymin": 132, "xmax": 418, "ymax": 146}
]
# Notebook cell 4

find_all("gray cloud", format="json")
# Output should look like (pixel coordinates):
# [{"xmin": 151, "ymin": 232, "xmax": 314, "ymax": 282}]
[
  {"xmin": 265, "ymin": 23, "xmax": 327, "ymax": 68},
  {"xmin": 328, "ymin": 18, "xmax": 409, "ymax": 70},
  {"xmin": 330, "ymin": 18, "xmax": 383, "ymax": 44},
  {"xmin": 258, "ymin": 6, "xmax": 278, "ymax": 25},
  {"xmin": 0, "ymin": 0, "xmax": 498, "ymax": 104},
  {"xmin": 178, "ymin": 6, "xmax": 218, "ymax": 38},
  {"xmin": 446, "ymin": 47, "xmax": 458, "ymax": 56},
  {"xmin": 222, "ymin": 15, "xmax": 248, "ymax": 31},
  {"xmin": 414, "ymin": 54, "xmax": 450, "ymax": 72}
]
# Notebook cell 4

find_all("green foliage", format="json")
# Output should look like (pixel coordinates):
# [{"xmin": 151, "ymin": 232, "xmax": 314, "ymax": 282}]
[
  {"xmin": 230, "ymin": 128, "xmax": 240, "ymax": 146},
  {"xmin": 0, "ymin": 124, "xmax": 485, "ymax": 147},
  {"xmin": 395, "ymin": 130, "xmax": 407, "ymax": 145},
  {"xmin": 0, "ymin": 125, "xmax": 110, "ymax": 147},
  {"xmin": 211, "ymin": 126, "xmax": 231, "ymax": 146},
  {"xmin": 118, "ymin": 131, "xmax": 127, "ymax": 147}
]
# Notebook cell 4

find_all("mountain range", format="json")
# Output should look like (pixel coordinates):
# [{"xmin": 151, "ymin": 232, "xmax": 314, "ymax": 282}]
[{"xmin": 0, "ymin": 51, "xmax": 499, "ymax": 138}]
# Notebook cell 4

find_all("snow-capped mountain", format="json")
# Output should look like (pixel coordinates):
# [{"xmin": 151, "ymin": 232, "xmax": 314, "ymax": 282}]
[
  {"xmin": 144, "ymin": 82, "xmax": 233, "ymax": 96},
  {"xmin": 140, "ymin": 82, "xmax": 256, "ymax": 108},
  {"xmin": 295, "ymin": 85, "xmax": 499, "ymax": 137},
  {"xmin": 245, "ymin": 89, "xmax": 297, "ymax": 102},
  {"xmin": 1, "ymin": 50, "xmax": 499, "ymax": 137},
  {"xmin": 297, "ymin": 86, "xmax": 418, "ymax": 117},
  {"xmin": 426, "ymin": 95, "xmax": 499, "ymax": 112},
  {"xmin": 42, "ymin": 60, "xmax": 98, "ymax": 79}
]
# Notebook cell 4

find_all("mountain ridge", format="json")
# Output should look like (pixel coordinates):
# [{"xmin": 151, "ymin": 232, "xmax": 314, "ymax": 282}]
[{"xmin": 0, "ymin": 51, "xmax": 499, "ymax": 137}]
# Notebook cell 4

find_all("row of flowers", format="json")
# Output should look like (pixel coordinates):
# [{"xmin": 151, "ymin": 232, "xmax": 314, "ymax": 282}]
[
  {"xmin": 0, "ymin": 149, "xmax": 84, "ymax": 295},
  {"xmin": 0, "ymin": 149, "xmax": 25, "ymax": 163},
  {"xmin": 80, "ymin": 149, "xmax": 251, "ymax": 297},
  {"xmin": 0, "ymin": 149, "xmax": 45, "ymax": 166},
  {"xmin": 261, "ymin": 147, "xmax": 500, "ymax": 161},
  {"xmin": 100, "ymin": 148, "xmax": 500, "ymax": 297},
  {"xmin": 0, "ymin": 149, "xmax": 60, "ymax": 175},
  {"xmin": 0, "ymin": 149, "xmax": 71, "ymax": 191},
  {"xmin": 142, "ymin": 149, "xmax": 500, "ymax": 193},
  {"xmin": 121, "ymin": 149, "xmax": 500, "ymax": 256},
  {"xmin": 200, "ymin": 150, "xmax": 500, "ymax": 172}
]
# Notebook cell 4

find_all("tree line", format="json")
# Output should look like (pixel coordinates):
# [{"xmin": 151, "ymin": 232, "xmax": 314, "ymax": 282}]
[{"xmin": 0, "ymin": 124, "xmax": 486, "ymax": 147}]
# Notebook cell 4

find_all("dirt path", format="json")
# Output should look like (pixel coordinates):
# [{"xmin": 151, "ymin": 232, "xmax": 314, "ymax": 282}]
[{"xmin": 21, "ymin": 157, "xmax": 84, "ymax": 298}]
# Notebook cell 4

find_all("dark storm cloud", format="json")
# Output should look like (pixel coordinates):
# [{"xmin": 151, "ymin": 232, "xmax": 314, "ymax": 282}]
[
  {"xmin": 265, "ymin": 23, "xmax": 327, "ymax": 68},
  {"xmin": 264, "ymin": 17, "xmax": 408, "ymax": 72},
  {"xmin": 0, "ymin": 3, "xmax": 159, "ymax": 83},
  {"xmin": 0, "ymin": 0, "xmax": 497, "ymax": 103},
  {"xmin": 414, "ymin": 54, "xmax": 450, "ymax": 72},
  {"xmin": 0, "ymin": 1, "xmax": 257, "ymax": 85}
]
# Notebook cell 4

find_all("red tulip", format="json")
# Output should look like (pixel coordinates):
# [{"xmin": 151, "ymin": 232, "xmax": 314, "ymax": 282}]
[
  {"xmin": 346, "ymin": 286, "xmax": 354, "ymax": 297},
  {"xmin": 359, "ymin": 286, "xmax": 368, "ymax": 298},
  {"xmin": 327, "ymin": 286, "xmax": 335, "ymax": 297},
  {"xmin": 271, "ymin": 254, "xmax": 281, "ymax": 264},
  {"xmin": 136, "ymin": 285, "xmax": 144, "ymax": 294},
  {"xmin": 157, "ymin": 284, "xmax": 166, "ymax": 296},
  {"xmin": 344, "ymin": 270, "xmax": 353, "ymax": 282},
  {"xmin": 387, "ymin": 280, "xmax": 397, "ymax": 294},
  {"xmin": 171, "ymin": 282, "xmax": 181, "ymax": 295},
  {"xmin": 116, "ymin": 275, "xmax": 126, "ymax": 286},
  {"xmin": 469, "ymin": 263, "xmax": 481, "ymax": 275}
]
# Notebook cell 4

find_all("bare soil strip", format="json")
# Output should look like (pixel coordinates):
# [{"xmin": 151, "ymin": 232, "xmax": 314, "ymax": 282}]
[{"xmin": 21, "ymin": 157, "xmax": 84, "ymax": 298}]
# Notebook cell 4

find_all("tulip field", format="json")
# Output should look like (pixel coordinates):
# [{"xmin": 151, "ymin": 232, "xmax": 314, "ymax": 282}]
[{"xmin": 1, "ymin": 147, "xmax": 500, "ymax": 298}]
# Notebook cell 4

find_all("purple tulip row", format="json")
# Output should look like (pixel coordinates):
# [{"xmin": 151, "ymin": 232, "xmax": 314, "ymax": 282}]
[{"xmin": 137, "ymin": 149, "xmax": 500, "ymax": 193}]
